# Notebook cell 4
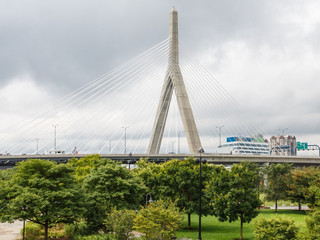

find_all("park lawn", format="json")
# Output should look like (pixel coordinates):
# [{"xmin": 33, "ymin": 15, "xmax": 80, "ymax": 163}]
[{"xmin": 176, "ymin": 209, "xmax": 308, "ymax": 240}]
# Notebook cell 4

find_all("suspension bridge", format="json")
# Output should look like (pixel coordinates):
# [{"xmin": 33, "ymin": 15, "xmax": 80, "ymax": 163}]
[{"xmin": 0, "ymin": 8, "xmax": 319, "ymax": 166}]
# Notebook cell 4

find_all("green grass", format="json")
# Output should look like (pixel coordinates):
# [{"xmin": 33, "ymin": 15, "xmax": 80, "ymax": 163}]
[{"xmin": 176, "ymin": 209, "xmax": 308, "ymax": 240}]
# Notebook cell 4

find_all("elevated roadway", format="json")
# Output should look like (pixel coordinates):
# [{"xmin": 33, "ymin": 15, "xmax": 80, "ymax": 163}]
[{"xmin": 0, "ymin": 154, "xmax": 319, "ymax": 168}]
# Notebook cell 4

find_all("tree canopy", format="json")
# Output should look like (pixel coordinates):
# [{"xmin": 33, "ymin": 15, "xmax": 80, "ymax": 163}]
[
  {"xmin": 208, "ymin": 161, "xmax": 261, "ymax": 240},
  {"xmin": 0, "ymin": 159, "xmax": 86, "ymax": 240}
]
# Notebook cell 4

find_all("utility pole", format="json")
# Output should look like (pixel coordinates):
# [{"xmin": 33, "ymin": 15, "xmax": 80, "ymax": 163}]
[
  {"xmin": 35, "ymin": 138, "xmax": 40, "ymax": 154},
  {"xmin": 178, "ymin": 131, "xmax": 184, "ymax": 154},
  {"xmin": 279, "ymin": 128, "xmax": 288, "ymax": 135},
  {"xmin": 170, "ymin": 140, "xmax": 176, "ymax": 153},
  {"xmin": 122, "ymin": 126, "xmax": 129, "ymax": 154},
  {"xmin": 52, "ymin": 124, "xmax": 58, "ymax": 150},
  {"xmin": 216, "ymin": 126, "xmax": 224, "ymax": 147}
]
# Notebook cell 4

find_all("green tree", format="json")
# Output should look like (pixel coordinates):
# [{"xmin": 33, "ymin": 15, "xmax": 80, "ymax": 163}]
[
  {"xmin": 134, "ymin": 199, "xmax": 184, "ymax": 240},
  {"xmin": 0, "ymin": 159, "xmax": 85, "ymax": 240},
  {"xmin": 263, "ymin": 163, "xmax": 292, "ymax": 212},
  {"xmin": 68, "ymin": 154, "xmax": 111, "ymax": 182},
  {"xmin": 83, "ymin": 161, "xmax": 146, "ymax": 232},
  {"xmin": 254, "ymin": 216, "xmax": 299, "ymax": 240},
  {"xmin": 135, "ymin": 158, "xmax": 213, "ymax": 229},
  {"xmin": 286, "ymin": 166, "xmax": 320, "ymax": 210},
  {"xmin": 208, "ymin": 162, "xmax": 261, "ymax": 240}
]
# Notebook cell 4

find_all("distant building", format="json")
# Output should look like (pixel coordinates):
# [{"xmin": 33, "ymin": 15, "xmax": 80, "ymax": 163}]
[
  {"xmin": 219, "ymin": 136, "xmax": 270, "ymax": 155},
  {"xmin": 270, "ymin": 135, "xmax": 297, "ymax": 156}
]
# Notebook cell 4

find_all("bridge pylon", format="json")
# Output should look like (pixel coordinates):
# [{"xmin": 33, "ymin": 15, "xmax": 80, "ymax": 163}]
[{"xmin": 148, "ymin": 7, "xmax": 202, "ymax": 154}]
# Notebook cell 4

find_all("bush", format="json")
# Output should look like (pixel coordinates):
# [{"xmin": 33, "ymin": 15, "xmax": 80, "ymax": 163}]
[
  {"xmin": 254, "ymin": 216, "xmax": 299, "ymax": 240},
  {"xmin": 134, "ymin": 199, "xmax": 184, "ymax": 240},
  {"xmin": 73, "ymin": 233, "xmax": 116, "ymax": 240},
  {"xmin": 20, "ymin": 221, "xmax": 42, "ymax": 240},
  {"xmin": 303, "ymin": 209, "xmax": 320, "ymax": 240},
  {"xmin": 105, "ymin": 209, "xmax": 136, "ymax": 240},
  {"xmin": 64, "ymin": 223, "xmax": 76, "ymax": 238}
]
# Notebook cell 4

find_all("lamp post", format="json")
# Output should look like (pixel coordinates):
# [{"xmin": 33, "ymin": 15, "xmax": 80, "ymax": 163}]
[
  {"xmin": 122, "ymin": 126, "xmax": 129, "ymax": 154},
  {"xmin": 178, "ymin": 131, "xmax": 184, "ymax": 154},
  {"xmin": 170, "ymin": 140, "xmax": 176, "ymax": 153},
  {"xmin": 146, "ymin": 193, "xmax": 153, "ymax": 206},
  {"xmin": 198, "ymin": 147, "xmax": 205, "ymax": 240},
  {"xmin": 52, "ymin": 124, "xmax": 58, "ymax": 150},
  {"xmin": 279, "ymin": 128, "xmax": 288, "ymax": 135},
  {"xmin": 35, "ymin": 138, "xmax": 40, "ymax": 155},
  {"xmin": 216, "ymin": 126, "xmax": 224, "ymax": 147}
]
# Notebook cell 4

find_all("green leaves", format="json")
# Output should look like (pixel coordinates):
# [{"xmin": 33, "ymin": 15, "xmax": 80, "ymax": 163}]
[{"xmin": 208, "ymin": 161, "xmax": 261, "ymax": 240}]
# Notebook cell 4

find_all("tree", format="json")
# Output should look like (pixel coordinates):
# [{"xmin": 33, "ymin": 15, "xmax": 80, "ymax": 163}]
[
  {"xmin": 208, "ymin": 161, "xmax": 261, "ymax": 240},
  {"xmin": 0, "ymin": 159, "xmax": 85, "ymax": 240},
  {"xmin": 134, "ymin": 199, "xmax": 184, "ymax": 240},
  {"xmin": 68, "ymin": 154, "xmax": 111, "ymax": 182},
  {"xmin": 286, "ymin": 166, "xmax": 320, "ymax": 210},
  {"xmin": 263, "ymin": 163, "xmax": 292, "ymax": 212},
  {"xmin": 83, "ymin": 161, "xmax": 146, "ymax": 232},
  {"xmin": 163, "ymin": 158, "xmax": 213, "ymax": 229}
]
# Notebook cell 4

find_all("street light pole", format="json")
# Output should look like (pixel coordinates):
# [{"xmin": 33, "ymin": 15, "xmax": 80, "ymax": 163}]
[
  {"xmin": 178, "ymin": 131, "xmax": 184, "ymax": 154},
  {"xmin": 279, "ymin": 128, "xmax": 288, "ymax": 135},
  {"xmin": 170, "ymin": 140, "xmax": 175, "ymax": 153},
  {"xmin": 146, "ymin": 193, "xmax": 153, "ymax": 206},
  {"xmin": 35, "ymin": 138, "xmax": 40, "ymax": 155},
  {"xmin": 52, "ymin": 124, "xmax": 58, "ymax": 150},
  {"xmin": 216, "ymin": 126, "xmax": 224, "ymax": 147},
  {"xmin": 198, "ymin": 147, "xmax": 205, "ymax": 240},
  {"xmin": 122, "ymin": 126, "xmax": 129, "ymax": 154}
]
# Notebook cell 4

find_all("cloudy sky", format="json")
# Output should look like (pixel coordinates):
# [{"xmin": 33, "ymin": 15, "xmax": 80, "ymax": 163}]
[{"xmin": 0, "ymin": 0, "xmax": 320, "ymax": 153}]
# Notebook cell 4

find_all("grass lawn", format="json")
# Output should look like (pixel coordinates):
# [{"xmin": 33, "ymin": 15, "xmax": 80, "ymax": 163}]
[{"xmin": 176, "ymin": 209, "xmax": 308, "ymax": 240}]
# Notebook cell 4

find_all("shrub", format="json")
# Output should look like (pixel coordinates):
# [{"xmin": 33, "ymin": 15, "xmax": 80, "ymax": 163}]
[
  {"xmin": 20, "ymin": 221, "xmax": 42, "ymax": 239},
  {"xmin": 134, "ymin": 199, "xmax": 184, "ymax": 240},
  {"xmin": 303, "ymin": 209, "xmax": 320, "ymax": 240},
  {"xmin": 105, "ymin": 209, "xmax": 136, "ymax": 240},
  {"xmin": 73, "ymin": 233, "xmax": 116, "ymax": 240},
  {"xmin": 64, "ymin": 223, "xmax": 76, "ymax": 238},
  {"xmin": 254, "ymin": 216, "xmax": 299, "ymax": 240}
]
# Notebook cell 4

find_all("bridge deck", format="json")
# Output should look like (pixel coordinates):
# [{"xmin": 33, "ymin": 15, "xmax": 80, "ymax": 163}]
[{"xmin": 0, "ymin": 154, "xmax": 319, "ymax": 167}]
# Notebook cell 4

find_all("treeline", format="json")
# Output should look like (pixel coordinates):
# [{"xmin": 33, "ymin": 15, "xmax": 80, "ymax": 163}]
[{"xmin": 0, "ymin": 156, "xmax": 320, "ymax": 240}]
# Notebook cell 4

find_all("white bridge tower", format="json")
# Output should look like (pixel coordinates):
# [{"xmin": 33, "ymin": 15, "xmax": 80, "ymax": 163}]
[{"xmin": 148, "ymin": 8, "xmax": 202, "ymax": 154}]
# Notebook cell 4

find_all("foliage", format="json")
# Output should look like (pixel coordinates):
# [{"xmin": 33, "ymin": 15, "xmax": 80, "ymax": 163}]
[
  {"xmin": 0, "ymin": 159, "xmax": 86, "ymax": 240},
  {"xmin": 134, "ymin": 199, "xmax": 184, "ymax": 240},
  {"xmin": 73, "ymin": 233, "xmax": 116, "ymax": 240},
  {"xmin": 83, "ymin": 161, "xmax": 146, "ymax": 232},
  {"xmin": 253, "ymin": 216, "xmax": 299, "ymax": 240},
  {"xmin": 64, "ymin": 223, "xmax": 76, "ymax": 238},
  {"xmin": 68, "ymin": 154, "xmax": 112, "ymax": 182},
  {"xmin": 263, "ymin": 163, "xmax": 292, "ymax": 212},
  {"xmin": 135, "ymin": 158, "xmax": 213, "ymax": 228},
  {"xmin": 105, "ymin": 209, "xmax": 136, "ymax": 240},
  {"xmin": 286, "ymin": 166, "xmax": 320, "ymax": 209},
  {"xmin": 303, "ymin": 209, "xmax": 320, "ymax": 240},
  {"xmin": 20, "ymin": 221, "xmax": 42, "ymax": 239},
  {"xmin": 208, "ymin": 161, "xmax": 261, "ymax": 240}
]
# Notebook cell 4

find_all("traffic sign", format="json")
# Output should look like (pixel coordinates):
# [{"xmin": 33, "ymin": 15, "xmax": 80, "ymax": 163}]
[{"xmin": 297, "ymin": 142, "xmax": 308, "ymax": 150}]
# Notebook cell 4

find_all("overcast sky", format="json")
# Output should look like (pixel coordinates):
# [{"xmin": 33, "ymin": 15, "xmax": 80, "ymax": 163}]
[{"xmin": 1, "ymin": 0, "xmax": 320, "ymax": 152}]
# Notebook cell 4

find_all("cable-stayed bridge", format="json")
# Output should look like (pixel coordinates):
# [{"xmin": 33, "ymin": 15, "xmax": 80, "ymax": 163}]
[{"xmin": 0, "ymin": 8, "xmax": 318, "ymax": 166}]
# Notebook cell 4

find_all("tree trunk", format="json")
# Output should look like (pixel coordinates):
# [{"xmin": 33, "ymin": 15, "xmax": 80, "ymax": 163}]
[
  {"xmin": 275, "ymin": 199, "xmax": 278, "ymax": 212},
  {"xmin": 45, "ymin": 221, "xmax": 48, "ymax": 240},
  {"xmin": 298, "ymin": 199, "xmax": 301, "ymax": 211},
  {"xmin": 240, "ymin": 216, "xmax": 243, "ymax": 240},
  {"xmin": 188, "ymin": 213, "xmax": 191, "ymax": 229}
]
